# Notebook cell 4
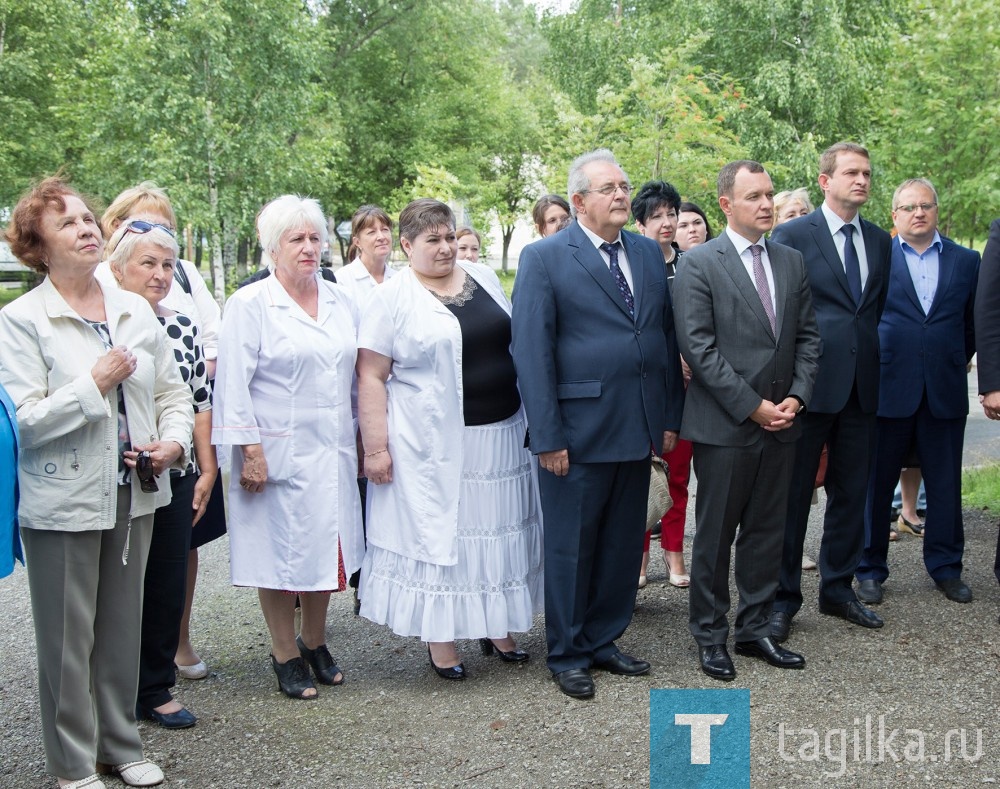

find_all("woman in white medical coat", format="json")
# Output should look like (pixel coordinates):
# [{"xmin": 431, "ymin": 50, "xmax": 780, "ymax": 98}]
[
  {"xmin": 357, "ymin": 198, "xmax": 542, "ymax": 680},
  {"xmin": 213, "ymin": 195, "xmax": 363, "ymax": 700}
]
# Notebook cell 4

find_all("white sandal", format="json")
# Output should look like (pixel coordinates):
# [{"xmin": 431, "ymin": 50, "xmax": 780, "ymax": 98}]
[
  {"xmin": 176, "ymin": 660, "xmax": 209, "ymax": 680},
  {"xmin": 113, "ymin": 760, "xmax": 164, "ymax": 787},
  {"xmin": 59, "ymin": 776, "xmax": 106, "ymax": 789}
]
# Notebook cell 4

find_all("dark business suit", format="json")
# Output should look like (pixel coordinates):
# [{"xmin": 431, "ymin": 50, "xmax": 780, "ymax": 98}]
[
  {"xmin": 857, "ymin": 235, "xmax": 979, "ymax": 583},
  {"xmin": 673, "ymin": 232, "xmax": 820, "ymax": 645},
  {"xmin": 771, "ymin": 208, "xmax": 892, "ymax": 615},
  {"xmin": 973, "ymin": 218, "xmax": 1000, "ymax": 586},
  {"xmin": 511, "ymin": 220, "xmax": 684, "ymax": 674}
]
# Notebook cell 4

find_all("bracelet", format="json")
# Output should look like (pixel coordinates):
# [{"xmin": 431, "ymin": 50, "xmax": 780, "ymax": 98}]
[{"xmin": 364, "ymin": 448, "xmax": 388, "ymax": 458}]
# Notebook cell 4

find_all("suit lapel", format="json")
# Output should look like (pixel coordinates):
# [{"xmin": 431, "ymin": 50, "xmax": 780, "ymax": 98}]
[
  {"xmin": 859, "ymin": 218, "xmax": 884, "ymax": 309},
  {"xmin": 568, "ymin": 222, "xmax": 634, "ymax": 320},
  {"xmin": 621, "ymin": 231, "xmax": 644, "ymax": 318},
  {"xmin": 809, "ymin": 212, "xmax": 855, "ymax": 306},
  {"xmin": 890, "ymin": 240, "xmax": 923, "ymax": 316},
  {"xmin": 765, "ymin": 240, "xmax": 789, "ymax": 335},
  {"xmin": 718, "ymin": 235, "xmax": 774, "ymax": 339}
]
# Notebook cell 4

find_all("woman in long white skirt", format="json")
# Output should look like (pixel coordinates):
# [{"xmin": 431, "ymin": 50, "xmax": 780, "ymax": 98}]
[{"xmin": 357, "ymin": 199, "xmax": 542, "ymax": 679}]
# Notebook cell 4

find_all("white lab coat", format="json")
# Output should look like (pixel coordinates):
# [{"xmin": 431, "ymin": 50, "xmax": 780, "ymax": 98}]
[
  {"xmin": 336, "ymin": 259, "xmax": 396, "ymax": 309},
  {"xmin": 212, "ymin": 274, "xmax": 364, "ymax": 589},
  {"xmin": 358, "ymin": 261, "xmax": 510, "ymax": 566}
]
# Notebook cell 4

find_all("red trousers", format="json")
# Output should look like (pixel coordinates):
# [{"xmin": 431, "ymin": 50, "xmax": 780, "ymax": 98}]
[{"xmin": 644, "ymin": 438, "xmax": 693, "ymax": 553}]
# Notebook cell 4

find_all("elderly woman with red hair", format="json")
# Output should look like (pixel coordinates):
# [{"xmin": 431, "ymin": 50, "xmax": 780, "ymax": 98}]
[{"xmin": 0, "ymin": 177, "xmax": 192, "ymax": 788}]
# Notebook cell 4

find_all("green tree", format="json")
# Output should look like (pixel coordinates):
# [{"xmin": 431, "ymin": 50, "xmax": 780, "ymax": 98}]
[{"xmin": 878, "ymin": 0, "xmax": 1000, "ymax": 241}]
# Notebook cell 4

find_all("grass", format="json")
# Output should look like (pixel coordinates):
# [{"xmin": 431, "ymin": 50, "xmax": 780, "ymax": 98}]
[
  {"xmin": 961, "ymin": 464, "xmax": 1000, "ymax": 511},
  {"xmin": 0, "ymin": 286, "xmax": 27, "ymax": 307},
  {"xmin": 497, "ymin": 270, "xmax": 516, "ymax": 299}
]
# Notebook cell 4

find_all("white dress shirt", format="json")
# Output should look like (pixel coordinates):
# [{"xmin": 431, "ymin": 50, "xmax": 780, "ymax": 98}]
[
  {"xmin": 578, "ymin": 222, "xmax": 634, "ymax": 292},
  {"xmin": 821, "ymin": 202, "xmax": 869, "ymax": 290},
  {"xmin": 726, "ymin": 226, "xmax": 776, "ymax": 313}
]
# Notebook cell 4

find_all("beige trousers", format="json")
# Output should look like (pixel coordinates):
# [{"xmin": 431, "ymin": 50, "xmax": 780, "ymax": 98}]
[{"xmin": 21, "ymin": 486, "xmax": 153, "ymax": 780}]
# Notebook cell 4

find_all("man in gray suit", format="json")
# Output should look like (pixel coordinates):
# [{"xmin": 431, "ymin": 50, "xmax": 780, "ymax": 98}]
[{"xmin": 673, "ymin": 160, "xmax": 821, "ymax": 681}]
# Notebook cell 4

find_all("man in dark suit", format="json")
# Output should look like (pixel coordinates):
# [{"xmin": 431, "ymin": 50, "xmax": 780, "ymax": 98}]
[
  {"xmin": 973, "ymin": 217, "xmax": 1000, "ymax": 621},
  {"xmin": 511, "ymin": 149, "xmax": 684, "ymax": 699},
  {"xmin": 855, "ymin": 178, "xmax": 979, "ymax": 604},
  {"xmin": 673, "ymin": 160, "xmax": 820, "ymax": 681},
  {"xmin": 770, "ymin": 142, "xmax": 893, "ymax": 641}
]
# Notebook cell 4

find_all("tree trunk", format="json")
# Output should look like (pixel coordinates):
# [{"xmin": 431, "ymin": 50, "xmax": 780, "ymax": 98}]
[
  {"xmin": 501, "ymin": 224, "xmax": 514, "ymax": 273},
  {"xmin": 205, "ymin": 101, "xmax": 226, "ymax": 307}
]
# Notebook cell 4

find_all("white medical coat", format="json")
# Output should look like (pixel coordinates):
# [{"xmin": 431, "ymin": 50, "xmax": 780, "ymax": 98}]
[{"xmin": 212, "ymin": 274, "xmax": 364, "ymax": 589}]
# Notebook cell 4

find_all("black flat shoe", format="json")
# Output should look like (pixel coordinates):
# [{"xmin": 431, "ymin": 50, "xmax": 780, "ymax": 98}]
[
  {"xmin": 479, "ymin": 638, "xmax": 530, "ymax": 663},
  {"xmin": 699, "ymin": 644, "xmax": 736, "ymax": 681},
  {"xmin": 137, "ymin": 704, "xmax": 197, "ymax": 729},
  {"xmin": 428, "ymin": 646, "xmax": 466, "ymax": 680},
  {"xmin": 296, "ymin": 635, "xmax": 344, "ymax": 685},
  {"xmin": 819, "ymin": 600, "xmax": 884, "ymax": 628},
  {"xmin": 735, "ymin": 637, "xmax": 806, "ymax": 669},
  {"xmin": 270, "ymin": 654, "xmax": 318, "ymax": 699},
  {"xmin": 553, "ymin": 668, "xmax": 594, "ymax": 699},
  {"xmin": 769, "ymin": 611, "xmax": 791, "ymax": 643}
]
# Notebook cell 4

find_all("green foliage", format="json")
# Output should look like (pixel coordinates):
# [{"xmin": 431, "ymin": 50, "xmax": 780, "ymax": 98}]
[
  {"xmin": 961, "ymin": 464, "xmax": 1000, "ymax": 512},
  {"xmin": 878, "ymin": 0, "xmax": 1000, "ymax": 242}
]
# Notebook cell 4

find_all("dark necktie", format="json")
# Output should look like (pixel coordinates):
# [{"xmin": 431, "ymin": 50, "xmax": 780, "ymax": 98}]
[
  {"xmin": 600, "ymin": 241, "xmax": 634, "ymax": 316},
  {"xmin": 842, "ymin": 224, "xmax": 863, "ymax": 304},
  {"xmin": 749, "ymin": 244, "xmax": 776, "ymax": 335}
]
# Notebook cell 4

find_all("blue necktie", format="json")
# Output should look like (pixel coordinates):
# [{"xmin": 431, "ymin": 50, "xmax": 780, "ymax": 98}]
[
  {"xmin": 600, "ymin": 241, "xmax": 634, "ymax": 316},
  {"xmin": 842, "ymin": 224, "xmax": 863, "ymax": 305}
]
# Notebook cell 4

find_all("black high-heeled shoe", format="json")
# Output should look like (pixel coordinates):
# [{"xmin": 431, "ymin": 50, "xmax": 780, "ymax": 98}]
[
  {"xmin": 296, "ymin": 635, "xmax": 344, "ymax": 685},
  {"xmin": 270, "ymin": 654, "xmax": 318, "ymax": 699},
  {"xmin": 480, "ymin": 638, "xmax": 530, "ymax": 663},
  {"xmin": 427, "ymin": 646, "xmax": 466, "ymax": 680}
]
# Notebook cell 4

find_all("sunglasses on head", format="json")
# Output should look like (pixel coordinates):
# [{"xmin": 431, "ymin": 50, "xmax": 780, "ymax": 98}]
[{"xmin": 122, "ymin": 219, "xmax": 175, "ymax": 238}]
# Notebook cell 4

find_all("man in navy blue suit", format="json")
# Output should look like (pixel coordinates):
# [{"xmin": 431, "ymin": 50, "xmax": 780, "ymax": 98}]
[
  {"xmin": 511, "ymin": 149, "xmax": 684, "ymax": 699},
  {"xmin": 855, "ymin": 178, "xmax": 980, "ymax": 604},
  {"xmin": 770, "ymin": 142, "xmax": 893, "ymax": 641}
]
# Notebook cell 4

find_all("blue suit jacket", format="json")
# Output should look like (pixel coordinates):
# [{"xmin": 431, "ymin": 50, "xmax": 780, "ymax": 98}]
[
  {"xmin": 771, "ymin": 208, "xmax": 892, "ymax": 414},
  {"xmin": 877, "ymin": 236, "xmax": 979, "ymax": 419},
  {"xmin": 511, "ymin": 220, "xmax": 684, "ymax": 462}
]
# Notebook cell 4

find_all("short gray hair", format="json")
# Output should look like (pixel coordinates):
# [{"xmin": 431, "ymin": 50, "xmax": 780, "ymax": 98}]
[
  {"xmin": 892, "ymin": 178, "xmax": 938, "ymax": 210},
  {"xmin": 107, "ymin": 222, "xmax": 179, "ymax": 281},
  {"xmin": 567, "ymin": 149, "xmax": 624, "ymax": 217},
  {"xmin": 256, "ymin": 195, "xmax": 327, "ymax": 270}
]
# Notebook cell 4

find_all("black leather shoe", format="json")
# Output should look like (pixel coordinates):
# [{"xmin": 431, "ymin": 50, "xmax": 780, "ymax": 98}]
[
  {"xmin": 137, "ymin": 704, "xmax": 197, "ymax": 729},
  {"xmin": 428, "ymin": 647, "xmax": 467, "ymax": 680},
  {"xmin": 936, "ymin": 577, "xmax": 972, "ymax": 603},
  {"xmin": 553, "ymin": 668, "xmax": 595, "ymax": 699},
  {"xmin": 768, "ymin": 611, "xmax": 791, "ymax": 643},
  {"xmin": 857, "ymin": 579, "xmax": 883, "ymax": 605},
  {"xmin": 270, "ymin": 654, "xmax": 318, "ymax": 699},
  {"xmin": 735, "ymin": 637, "xmax": 805, "ymax": 669},
  {"xmin": 296, "ymin": 635, "xmax": 344, "ymax": 685},
  {"xmin": 699, "ymin": 644, "xmax": 736, "ymax": 681},
  {"xmin": 593, "ymin": 652, "xmax": 650, "ymax": 676},
  {"xmin": 819, "ymin": 600, "xmax": 884, "ymax": 628},
  {"xmin": 480, "ymin": 638, "xmax": 530, "ymax": 663}
]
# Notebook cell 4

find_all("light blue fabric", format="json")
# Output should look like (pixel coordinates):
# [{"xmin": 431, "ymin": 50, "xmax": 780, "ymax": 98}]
[{"xmin": 0, "ymin": 382, "xmax": 22, "ymax": 578}]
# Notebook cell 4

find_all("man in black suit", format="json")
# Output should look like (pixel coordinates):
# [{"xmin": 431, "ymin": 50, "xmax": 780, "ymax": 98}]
[
  {"xmin": 673, "ymin": 161, "xmax": 820, "ymax": 681},
  {"xmin": 974, "ymin": 218, "xmax": 1000, "ymax": 623},
  {"xmin": 511, "ymin": 149, "xmax": 684, "ymax": 699},
  {"xmin": 770, "ymin": 142, "xmax": 892, "ymax": 641}
]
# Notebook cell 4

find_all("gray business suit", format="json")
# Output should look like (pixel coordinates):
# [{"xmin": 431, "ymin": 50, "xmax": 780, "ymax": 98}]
[{"xmin": 673, "ymin": 232, "xmax": 820, "ymax": 646}]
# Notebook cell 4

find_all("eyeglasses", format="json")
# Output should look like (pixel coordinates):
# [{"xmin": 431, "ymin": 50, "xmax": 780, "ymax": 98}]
[
  {"xmin": 583, "ymin": 183, "xmax": 633, "ymax": 197},
  {"xmin": 122, "ymin": 219, "xmax": 175, "ymax": 237},
  {"xmin": 894, "ymin": 203, "xmax": 937, "ymax": 213}
]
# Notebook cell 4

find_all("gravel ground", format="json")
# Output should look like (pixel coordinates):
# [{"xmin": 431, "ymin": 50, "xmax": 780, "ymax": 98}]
[{"xmin": 2, "ymin": 484, "xmax": 998, "ymax": 789}]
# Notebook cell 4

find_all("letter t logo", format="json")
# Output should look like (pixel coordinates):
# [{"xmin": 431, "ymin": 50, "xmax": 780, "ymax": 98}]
[{"xmin": 674, "ymin": 714, "xmax": 729, "ymax": 764}]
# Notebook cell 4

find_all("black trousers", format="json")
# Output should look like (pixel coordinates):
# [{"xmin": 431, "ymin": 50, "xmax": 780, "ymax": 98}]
[{"xmin": 137, "ymin": 473, "xmax": 195, "ymax": 710}]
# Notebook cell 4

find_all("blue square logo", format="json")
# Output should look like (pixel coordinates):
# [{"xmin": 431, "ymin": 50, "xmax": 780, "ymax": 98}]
[{"xmin": 650, "ymin": 689, "xmax": 750, "ymax": 788}]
